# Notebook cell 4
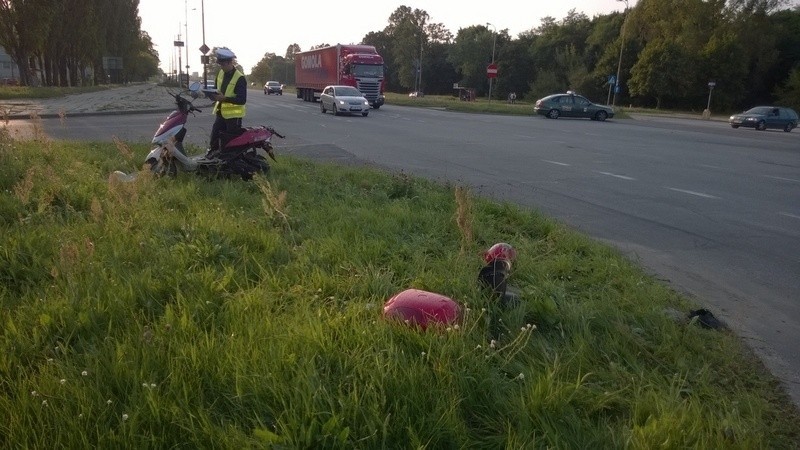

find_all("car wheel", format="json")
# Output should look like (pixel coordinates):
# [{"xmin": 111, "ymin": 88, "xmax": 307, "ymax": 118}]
[
  {"xmin": 333, "ymin": 105, "xmax": 339, "ymax": 116},
  {"xmin": 755, "ymin": 120, "xmax": 766, "ymax": 131},
  {"xmin": 784, "ymin": 122, "xmax": 795, "ymax": 132},
  {"xmin": 362, "ymin": 111, "xmax": 368, "ymax": 117},
  {"xmin": 731, "ymin": 125, "xmax": 739, "ymax": 129},
  {"xmin": 320, "ymin": 101, "xmax": 327, "ymax": 114},
  {"xmin": 595, "ymin": 111, "xmax": 608, "ymax": 121},
  {"xmin": 547, "ymin": 109, "xmax": 560, "ymax": 119}
]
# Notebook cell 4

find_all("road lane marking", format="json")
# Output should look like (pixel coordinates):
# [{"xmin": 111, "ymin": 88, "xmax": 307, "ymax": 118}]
[
  {"xmin": 542, "ymin": 160, "xmax": 570, "ymax": 166},
  {"xmin": 779, "ymin": 212, "xmax": 800, "ymax": 220},
  {"xmin": 596, "ymin": 171, "xmax": 636, "ymax": 181},
  {"xmin": 666, "ymin": 187, "xmax": 719, "ymax": 199},
  {"xmin": 764, "ymin": 175, "xmax": 800, "ymax": 184}
]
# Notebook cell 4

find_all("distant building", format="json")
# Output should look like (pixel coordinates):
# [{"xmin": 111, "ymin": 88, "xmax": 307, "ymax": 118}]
[{"xmin": 0, "ymin": 46, "xmax": 20, "ymax": 82}]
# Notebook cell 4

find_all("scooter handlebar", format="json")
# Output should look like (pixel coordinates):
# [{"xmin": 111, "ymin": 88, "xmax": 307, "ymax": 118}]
[{"xmin": 267, "ymin": 127, "xmax": 285, "ymax": 139}]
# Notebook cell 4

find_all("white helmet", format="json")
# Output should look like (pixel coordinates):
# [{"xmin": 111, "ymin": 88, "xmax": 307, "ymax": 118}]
[{"xmin": 215, "ymin": 47, "xmax": 236, "ymax": 62}]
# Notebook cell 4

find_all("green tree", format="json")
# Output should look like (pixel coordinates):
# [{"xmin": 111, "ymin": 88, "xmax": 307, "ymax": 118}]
[
  {"xmin": 773, "ymin": 65, "xmax": 800, "ymax": 110},
  {"xmin": 0, "ymin": 0, "xmax": 56, "ymax": 86},
  {"xmin": 448, "ymin": 25, "xmax": 497, "ymax": 96},
  {"xmin": 628, "ymin": 39, "xmax": 696, "ymax": 108},
  {"xmin": 495, "ymin": 33, "xmax": 535, "ymax": 100}
]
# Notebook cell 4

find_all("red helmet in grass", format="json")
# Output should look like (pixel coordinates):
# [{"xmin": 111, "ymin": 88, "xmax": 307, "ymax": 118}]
[
  {"xmin": 383, "ymin": 289, "xmax": 461, "ymax": 330},
  {"xmin": 483, "ymin": 242, "xmax": 516, "ymax": 263}
]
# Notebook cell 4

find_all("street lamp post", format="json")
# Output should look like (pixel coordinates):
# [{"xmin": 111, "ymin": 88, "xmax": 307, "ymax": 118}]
[
  {"xmin": 612, "ymin": 0, "xmax": 629, "ymax": 107},
  {"xmin": 486, "ymin": 23, "xmax": 497, "ymax": 103}
]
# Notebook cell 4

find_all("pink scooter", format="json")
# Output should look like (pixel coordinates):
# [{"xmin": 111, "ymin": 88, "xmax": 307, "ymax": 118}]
[{"xmin": 145, "ymin": 82, "xmax": 283, "ymax": 180}]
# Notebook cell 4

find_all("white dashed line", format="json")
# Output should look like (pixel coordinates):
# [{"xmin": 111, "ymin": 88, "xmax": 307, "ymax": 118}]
[
  {"xmin": 596, "ymin": 171, "xmax": 636, "ymax": 181},
  {"xmin": 541, "ymin": 160, "xmax": 570, "ymax": 166},
  {"xmin": 764, "ymin": 175, "xmax": 800, "ymax": 184},
  {"xmin": 779, "ymin": 212, "xmax": 800, "ymax": 220},
  {"xmin": 666, "ymin": 187, "xmax": 719, "ymax": 199}
]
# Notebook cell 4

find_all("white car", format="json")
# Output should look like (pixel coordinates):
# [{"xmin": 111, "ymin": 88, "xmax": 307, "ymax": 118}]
[{"xmin": 319, "ymin": 85, "xmax": 370, "ymax": 116}]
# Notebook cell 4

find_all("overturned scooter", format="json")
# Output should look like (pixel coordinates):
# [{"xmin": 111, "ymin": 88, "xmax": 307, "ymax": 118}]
[{"xmin": 144, "ymin": 81, "xmax": 284, "ymax": 180}]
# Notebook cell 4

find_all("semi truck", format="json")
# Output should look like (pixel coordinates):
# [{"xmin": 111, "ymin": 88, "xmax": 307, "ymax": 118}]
[{"xmin": 295, "ymin": 44, "xmax": 385, "ymax": 109}]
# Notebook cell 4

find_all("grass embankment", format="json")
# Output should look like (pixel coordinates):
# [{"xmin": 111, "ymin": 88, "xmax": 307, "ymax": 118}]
[{"xmin": 1, "ymin": 126, "xmax": 798, "ymax": 448}]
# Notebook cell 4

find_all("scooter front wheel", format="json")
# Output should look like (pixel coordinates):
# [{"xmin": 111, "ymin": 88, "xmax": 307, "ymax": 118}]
[{"xmin": 145, "ymin": 157, "xmax": 177, "ymax": 177}]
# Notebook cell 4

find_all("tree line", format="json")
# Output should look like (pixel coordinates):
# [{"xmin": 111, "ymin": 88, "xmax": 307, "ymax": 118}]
[
  {"xmin": 251, "ymin": 1, "xmax": 800, "ymax": 112},
  {"xmin": 0, "ymin": 0, "xmax": 159, "ymax": 87}
]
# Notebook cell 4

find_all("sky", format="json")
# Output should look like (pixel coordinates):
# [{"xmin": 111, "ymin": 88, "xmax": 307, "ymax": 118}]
[{"xmin": 137, "ymin": 0, "xmax": 629, "ymax": 76}]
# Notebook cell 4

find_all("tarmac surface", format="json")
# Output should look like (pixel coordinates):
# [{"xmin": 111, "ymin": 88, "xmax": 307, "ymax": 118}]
[{"xmin": 0, "ymin": 82, "xmax": 731, "ymax": 122}]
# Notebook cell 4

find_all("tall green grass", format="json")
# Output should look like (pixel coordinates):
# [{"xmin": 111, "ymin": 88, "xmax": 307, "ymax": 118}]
[{"xmin": 1, "ymin": 128, "xmax": 798, "ymax": 448}]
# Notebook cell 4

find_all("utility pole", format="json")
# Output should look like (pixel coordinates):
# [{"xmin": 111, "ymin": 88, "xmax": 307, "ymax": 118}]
[
  {"xmin": 185, "ymin": 0, "xmax": 190, "ymax": 81},
  {"xmin": 612, "ymin": 0, "xmax": 629, "ymax": 107},
  {"xmin": 201, "ymin": 0, "xmax": 207, "ymax": 88},
  {"xmin": 486, "ymin": 23, "xmax": 497, "ymax": 103}
]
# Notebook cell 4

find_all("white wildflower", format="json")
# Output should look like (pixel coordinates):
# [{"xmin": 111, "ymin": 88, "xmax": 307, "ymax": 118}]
[
  {"xmin": 122, "ymin": 414, "xmax": 129, "ymax": 421},
  {"xmin": 60, "ymin": 379, "xmax": 66, "ymax": 385},
  {"xmin": 81, "ymin": 370, "xmax": 88, "ymax": 377}
]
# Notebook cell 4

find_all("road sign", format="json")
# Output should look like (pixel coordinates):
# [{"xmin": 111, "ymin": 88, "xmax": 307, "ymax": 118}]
[
  {"xmin": 199, "ymin": 43, "xmax": 210, "ymax": 54},
  {"xmin": 174, "ymin": 40, "xmax": 184, "ymax": 47},
  {"xmin": 487, "ymin": 63, "xmax": 498, "ymax": 79}
]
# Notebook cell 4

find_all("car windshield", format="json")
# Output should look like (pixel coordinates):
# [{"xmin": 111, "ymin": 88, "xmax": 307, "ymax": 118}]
[
  {"xmin": 352, "ymin": 64, "xmax": 383, "ymax": 77},
  {"xmin": 335, "ymin": 87, "xmax": 362, "ymax": 96},
  {"xmin": 267, "ymin": 82, "xmax": 279, "ymax": 86},
  {"xmin": 744, "ymin": 107, "xmax": 773, "ymax": 115}
]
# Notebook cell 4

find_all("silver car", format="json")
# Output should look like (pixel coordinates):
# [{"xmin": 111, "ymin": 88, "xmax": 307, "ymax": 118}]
[{"xmin": 319, "ymin": 85, "xmax": 370, "ymax": 116}]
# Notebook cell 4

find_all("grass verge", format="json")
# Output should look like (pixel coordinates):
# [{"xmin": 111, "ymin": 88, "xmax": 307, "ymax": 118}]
[{"xmin": 0, "ymin": 128, "xmax": 798, "ymax": 448}]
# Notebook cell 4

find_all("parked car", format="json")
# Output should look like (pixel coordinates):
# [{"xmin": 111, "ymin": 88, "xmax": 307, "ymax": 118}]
[
  {"xmin": 534, "ymin": 91, "xmax": 614, "ymax": 121},
  {"xmin": 319, "ymin": 85, "xmax": 370, "ymax": 116},
  {"xmin": 729, "ymin": 106, "xmax": 798, "ymax": 132},
  {"xmin": 264, "ymin": 81, "xmax": 283, "ymax": 95}
]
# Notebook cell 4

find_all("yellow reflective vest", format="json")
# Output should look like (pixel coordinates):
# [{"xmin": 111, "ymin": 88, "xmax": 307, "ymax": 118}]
[{"xmin": 212, "ymin": 69, "xmax": 246, "ymax": 118}]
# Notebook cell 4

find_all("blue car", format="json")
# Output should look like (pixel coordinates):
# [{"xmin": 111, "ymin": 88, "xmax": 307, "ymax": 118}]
[{"xmin": 729, "ymin": 106, "xmax": 798, "ymax": 132}]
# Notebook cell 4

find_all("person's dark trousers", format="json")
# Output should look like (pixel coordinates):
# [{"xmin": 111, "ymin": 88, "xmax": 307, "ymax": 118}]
[{"xmin": 209, "ymin": 114, "xmax": 243, "ymax": 152}]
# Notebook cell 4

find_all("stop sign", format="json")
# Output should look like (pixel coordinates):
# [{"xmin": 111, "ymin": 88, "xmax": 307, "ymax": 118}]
[{"xmin": 487, "ymin": 63, "xmax": 498, "ymax": 79}]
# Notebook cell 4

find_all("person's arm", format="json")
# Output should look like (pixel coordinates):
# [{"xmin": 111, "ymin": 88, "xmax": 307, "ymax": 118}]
[{"xmin": 229, "ymin": 77, "xmax": 247, "ymax": 105}]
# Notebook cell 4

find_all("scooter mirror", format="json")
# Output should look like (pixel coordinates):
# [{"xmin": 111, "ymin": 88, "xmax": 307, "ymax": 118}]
[{"xmin": 188, "ymin": 81, "xmax": 201, "ymax": 92}]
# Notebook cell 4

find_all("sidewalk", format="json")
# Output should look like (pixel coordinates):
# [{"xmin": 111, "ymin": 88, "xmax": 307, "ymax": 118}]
[{"xmin": 0, "ymin": 83, "xmax": 210, "ymax": 120}]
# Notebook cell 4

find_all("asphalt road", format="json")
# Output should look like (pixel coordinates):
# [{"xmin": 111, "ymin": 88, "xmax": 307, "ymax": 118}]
[{"xmin": 25, "ymin": 92, "xmax": 800, "ymax": 406}]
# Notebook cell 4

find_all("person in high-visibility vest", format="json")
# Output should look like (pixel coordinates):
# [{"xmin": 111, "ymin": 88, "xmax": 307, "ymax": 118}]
[{"xmin": 208, "ymin": 47, "xmax": 247, "ymax": 152}]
